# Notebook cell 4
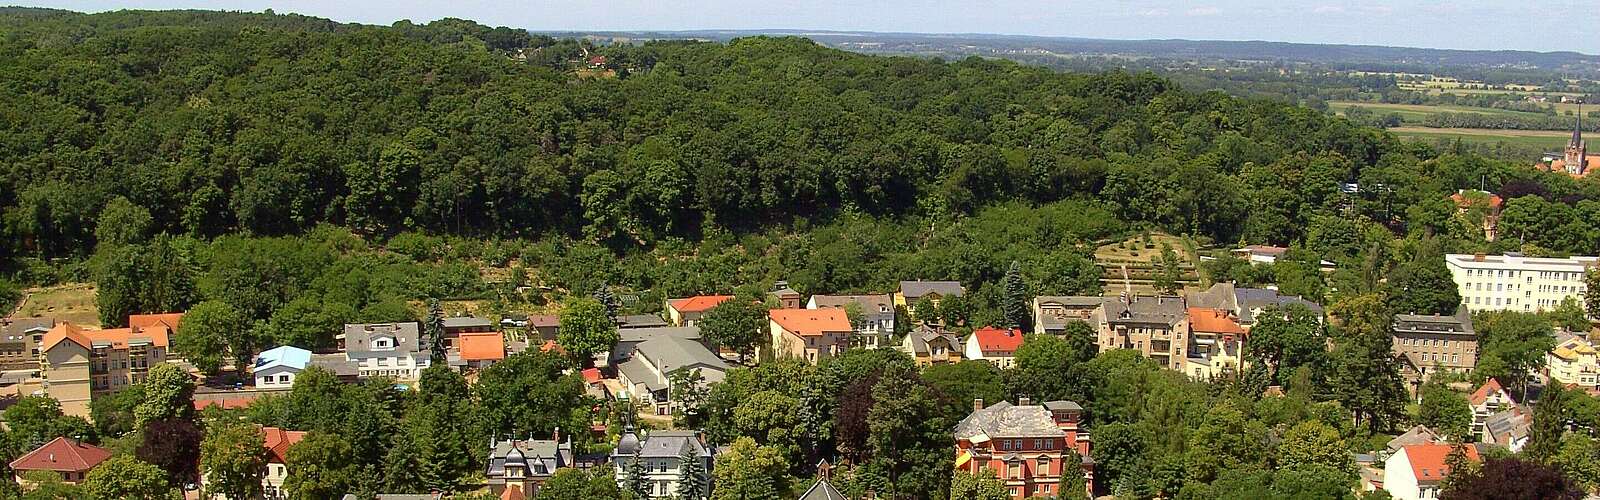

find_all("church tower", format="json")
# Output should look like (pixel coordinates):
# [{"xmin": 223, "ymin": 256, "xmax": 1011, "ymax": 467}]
[{"xmin": 1565, "ymin": 103, "xmax": 1587, "ymax": 175}]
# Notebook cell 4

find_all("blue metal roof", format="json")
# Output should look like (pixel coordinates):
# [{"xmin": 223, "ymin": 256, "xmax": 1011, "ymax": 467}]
[{"xmin": 254, "ymin": 345, "xmax": 312, "ymax": 372}]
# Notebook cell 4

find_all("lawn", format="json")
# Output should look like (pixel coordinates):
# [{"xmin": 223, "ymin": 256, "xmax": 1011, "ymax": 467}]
[
  {"xmin": 1328, "ymin": 101, "xmax": 1550, "ymax": 122},
  {"xmin": 15, "ymin": 283, "xmax": 100, "ymax": 327},
  {"xmin": 1386, "ymin": 127, "xmax": 1572, "ymax": 149}
]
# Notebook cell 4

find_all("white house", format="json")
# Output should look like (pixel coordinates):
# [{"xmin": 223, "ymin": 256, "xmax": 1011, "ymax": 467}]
[
  {"xmin": 612, "ymin": 429, "xmax": 713, "ymax": 499},
  {"xmin": 1383, "ymin": 443, "xmax": 1478, "ymax": 500},
  {"xmin": 253, "ymin": 345, "xmax": 312, "ymax": 390},
  {"xmin": 1468, "ymin": 379, "xmax": 1516, "ymax": 437},
  {"xmin": 806, "ymin": 294, "xmax": 895, "ymax": 349},
  {"xmin": 1446, "ymin": 253, "xmax": 1597, "ymax": 312},
  {"xmin": 340, "ymin": 323, "xmax": 428, "ymax": 380},
  {"xmin": 963, "ymin": 326, "xmax": 1023, "ymax": 369},
  {"xmin": 615, "ymin": 336, "xmax": 727, "ymax": 416}
]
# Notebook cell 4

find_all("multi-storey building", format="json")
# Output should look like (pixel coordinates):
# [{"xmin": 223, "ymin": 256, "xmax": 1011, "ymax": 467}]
[
  {"xmin": 665, "ymin": 296, "xmax": 733, "ymax": 327},
  {"xmin": 954, "ymin": 398, "xmax": 1093, "ymax": 499},
  {"xmin": 340, "ymin": 322, "xmax": 428, "ymax": 380},
  {"xmin": 1184, "ymin": 308, "xmax": 1245, "ymax": 380},
  {"xmin": 0, "ymin": 317, "xmax": 53, "ymax": 371},
  {"xmin": 766, "ymin": 308, "xmax": 852, "ymax": 364},
  {"xmin": 611, "ymin": 429, "xmax": 714, "ymax": 499},
  {"xmin": 806, "ymin": 294, "xmax": 895, "ymax": 349},
  {"xmin": 1098, "ymin": 295, "xmax": 1188, "ymax": 370},
  {"xmin": 40, "ymin": 314, "xmax": 177, "ymax": 418},
  {"xmin": 1446, "ymin": 253, "xmax": 1597, "ymax": 312},
  {"xmin": 1031, "ymin": 296, "xmax": 1102, "ymax": 336},
  {"xmin": 965, "ymin": 326, "xmax": 1024, "ymax": 369},
  {"xmin": 1390, "ymin": 308, "xmax": 1478, "ymax": 381},
  {"xmin": 901, "ymin": 324, "xmax": 962, "ymax": 366},
  {"xmin": 1549, "ymin": 333, "xmax": 1600, "ymax": 388},
  {"xmin": 486, "ymin": 436, "xmax": 573, "ymax": 498}
]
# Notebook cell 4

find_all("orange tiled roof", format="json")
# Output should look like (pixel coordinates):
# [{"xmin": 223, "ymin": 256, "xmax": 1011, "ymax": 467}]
[
  {"xmin": 669, "ymin": 295, "xmax": 734, "ymax": 313},
  {"xmin": 42, "ymin": 320, "xmax": 172, "ymax": 351},
  {"xmin": 1403, "ymin": 443, "xmax": 1479, "ymax": 482},
  {"xmin": 8, "ymin": 437, "xmax": 111, "ymax": 473},
  {"xmin": 40, "ymin": 323, "xmax": 92, "ymax": 351},
  {"xmin": 1450, "ymin": 191, "xmax": 1503, "ymax": 210},
  {"xmin": 1470, "ymin": 378, "xmax": 1508, "ymax": 407},
  {"xmin": 129, "ymin": 312, "xmax": 183, "ymax": 331},
  {"xmin": 262, "ymin": 427, "xmax": 308, "ymax": 464},
  {"xmin": 970, "ymin": 326, "xmax": 1025, "ymax": 353},
  {"xmin": 769, "ymin": 308, "xmax": 852, "ymax": 337},
  {"xmin": 540, "ymin": 340, "xmax": 565, "ymax": 355},
  {"xmin": 1542, "ymin": 154, "xmax": 1600, "ymax": 177},
  {"xmin": 458, "ymin": 332, "xmax": 506, "ymax": 361},
  {"xmin": 1187, "ymin": 308, "xmax": 1245, "ymax": 335}
]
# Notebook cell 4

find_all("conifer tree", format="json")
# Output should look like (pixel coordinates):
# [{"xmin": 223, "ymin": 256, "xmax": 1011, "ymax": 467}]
[
  {"xmin": 677, "ymin": 448, "xmax": 708, "ymax": 500},
  {"xmin": 425, "ymin": 298, "xmax": 446, "ymax": 365},
  {"xmin": 1003, "ymin": 261, "xmax": 1030, "ymax": 331},
  {"xmin": 624, "ymin": 453, "xmax": 650, "ymax": 498}
]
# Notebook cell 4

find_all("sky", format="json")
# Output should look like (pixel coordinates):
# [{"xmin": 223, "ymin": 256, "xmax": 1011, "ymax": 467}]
[{"xmin": 15, "ymin": 0, "xmax": 1600, "ymax": 55}]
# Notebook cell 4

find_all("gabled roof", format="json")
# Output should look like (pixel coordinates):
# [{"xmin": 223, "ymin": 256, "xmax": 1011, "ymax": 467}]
[
  {"xmin": 1102, "ymin": 296, "xmax": 1185, "ymax": 325},
  {"xmin": 40, "ymin": 322, "xmax": 92, "ymax": 351},
  {"xmin": 954, "ymin": 401, "xmax": 1070, "ymax": 440},
  {"xmin": 1187, "ymin": 308, "xmax": 1244, "ymax": 335},
  {"xmin": 342, "ymin": 323, "xmax": 421, "ymax": 357},
  {"xmin": 809, "ymin": 294, "xmax": 894, "ymax": 314},
  {"xmin": 255, "ymin": 345, "xmax": 313, "ymax": 373},
  {"xmin": 635, "ymin": 336, "xmax": 727, "ymax": 376},
  {"xmin": 262, "ymin": 427, "xmax": 308, "ymax": 464},
  {"xmin": 799, "ymin": 479, "xmax": 848, "ymax": 500},
  {"xmin": 9, "ymin": 437, "xmax": 111, "ymax": 473},
  {"xmin": 42, "ymin": 321, "xmax": 171, "ymax": 351},
  {"xmin": 1385, "ymin": 425, "xmax": 1444, "ymax": 453},
  {"xmin": 617, "ymin": 430, "xmax": 710, "ymax": 459},
  {"xmin": 1401, "ymin": 443, "xmax": 1479, "ymax": 483},
  {"xmin": 1393, "ymin": 307, "xmax": 1475, "ymax": 337},
  {"xmin": 458, "ymin": 332, "xmax": 506, "ymax": 361},
  {"xmin": 668, "ymin": 295, "xmax": 734, "ymax": 314},
  {"xmin": 900, "ymin": 280, "xmax": 964, "ymax": 299},
  {"xmin": 441, "ymin": 316, "xmax": 495, "ymax": 330},
  {"xmin": 970, "ymin": 327, "xmax": 1024, "ymax": 353},
  {"xmin": 129, "ymin": 312, "xmax": 183, "ymax": 331},
  {"xmin": 1469, "ymin": 379, "xmax": 1510, "ymax": 407},
  {"xmin": 769, "ymin": 309, "xmax": 852, "ymax": 337},
  {"xmin": 528, "ymin": 315, "xmax": 560, "ymax": 328}
]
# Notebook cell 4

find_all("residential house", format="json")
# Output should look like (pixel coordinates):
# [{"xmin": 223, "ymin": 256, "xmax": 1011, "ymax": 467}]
[
  {"xmin": 41, "ymin": 316, "xmax": 176, "ymax": 418},
  {"xmin": 1031, "ymin": 297, "xmax": 1102, "ymax": 336},
  {"xmin": 766, "ymin": 309, "xmax": 852, "ymax": 364},
  {"xmin": 1232, "ymin": 288, "xmax": 1323, "ymax": 328},
  {"xmin": 609, "ymin": 326, "xmax": 702, "ymax": 367},
  {"xmin": 1450, "ymin": 190, "xmax": 1503, "ymax": 241},
  {"xmin": 1390, "ymin": 308, "xmax": 1478, "ymax": 381},
  {"xmin": 615, "ymin": 335, "xmax": 727, "ymax": 416},
  {"xmin": 1445, "ymin": 252, "xmax": 1597, "ymax": 312},
  {"xmin": 451, "ymin": 332, "xmax": 506, "ymax": 371},
  {"xmin": 1383, "ymin": 443, "xmax": 1479, "ymax": 500},
  {"xmin": 618, "ymin": 314, "xmax": 670, "ymax": 329},
  {"xmin": 1232, "ymin": 245, "xmax": 1288, "ymax": 264},
  {"xmin": 9, "ymin": 437, "xmax": 110, "ymax": 486},
  {"xmin": 528, "ymin": 315, "xmax": 560, "ymax": 340},
  {"xmin": 1548, "ymin": 332, "xmax": 1599, "ymax": 388},
  {"xmin": 1184, "ymin": 308, "xmax": 1245, "ymax": 380},
  {"xmin": 1099, "ymin": 296, "xmax": 1189, "ymax": 371},
  {"xmin": 894, "ymin": 280, "xmax": 964, "ymax": 312},
  {"xmin": 666, "ymin": 296, "xmax": 733, "ymax": 327},
  {"xmin": 954, "ymin": 398, "xmax": 1094, "ymax": 499},
  {"xmin": 965, "ymin": 327, "xmax": 1025, "ymax": 369},
  {"xmin": 1483, "ymin": 406, "xmax": 1531, "ymax": 453},
  {"xmin": 1385, "ymin": 425, "xmax": 1445, "ymax": 455},
  {"xmin": 611, "ymin": 429, "xmax": 714, "ymax": 499},
  {"xmin": 0, "ymin": 317, "xmax": 52, "ymax": 370},
  {"xmin": 261, "ymin": 427, "xmax": 308, "ymax": 499},
  {"xmin": 487, "ymin": 436, "xmax": 573, "ymax": 498},
  {"xmin": 769, "ymin": 282, "xmax": 802, "ymax": 309},
  {"xmin": 253, "ymin": 346, "xmax": 312, "ymax": 390},
  {"xmin": 440, "ymin": 316, "xmax": 496, "ymax": 349},
  {"xmin": 1468, "ymin": 379, "xmax": 1516, "ymax": 437},
  {"xmin": 340, "ymin": 323, "xmax": 429, "ymax": 380},
  {"xmin": 807, "ymin": 294, "xmax": 895, "ymax": 349},
  {"xmin": 901, "ymin": 325, "xmax": 962, "ymax": 366}
]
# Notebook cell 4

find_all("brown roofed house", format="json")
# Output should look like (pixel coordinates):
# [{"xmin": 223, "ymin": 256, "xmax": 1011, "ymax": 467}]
[
  {"xmin": 665, "ymin": 295, "xmax": 733, "ymax": 327},
  {"xmin": 9, "ymin": 437, "xmax": 111, "ymax": 486},
  {"xmin": 767, "ymin": 308, "xmax": 852, "ymax": 364}
]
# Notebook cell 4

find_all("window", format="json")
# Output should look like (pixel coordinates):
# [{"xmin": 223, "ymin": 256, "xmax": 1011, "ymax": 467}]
[{"xmin": 278, "ymin": 374, "xmax": 290, "ymax": 383}]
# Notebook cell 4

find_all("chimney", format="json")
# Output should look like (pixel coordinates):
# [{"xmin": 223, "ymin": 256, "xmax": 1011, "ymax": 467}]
[
  {"xmin": 552, "ymin": 427, "xmax": 560, "ymax": 443},
  {"xmin": 1018, "ymin": 396, "xmax": 1032, "ymax": 406},
  {"xmin": 974, "ymin": 398, "xmax": 985, "ymax": 412},
  {"xmin": 1474, "ymin": 253, "xmax": 1486, "ymax": 262}
]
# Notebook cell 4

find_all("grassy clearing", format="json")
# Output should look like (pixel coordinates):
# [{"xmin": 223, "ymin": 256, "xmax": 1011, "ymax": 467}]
[
  {"xmin": 1387, "ymin": 127, "xmax": 1572, "ymax": 149},
  {"xmin": 15, "ymin": 283, "xmax": 100, "ymax": 327},
  {"xmin": 1094, "ymin": 232, "xmax": 1195, "ymax": 264},
  {"xmin": 1328, "ymin": 101, "xmax": 1549, "ymax": 121}
]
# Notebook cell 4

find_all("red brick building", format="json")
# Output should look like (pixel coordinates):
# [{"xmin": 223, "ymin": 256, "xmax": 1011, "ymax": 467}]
[{"xmin": 954, "ymin": 398, "xmax": 1094, "ymax": 499}]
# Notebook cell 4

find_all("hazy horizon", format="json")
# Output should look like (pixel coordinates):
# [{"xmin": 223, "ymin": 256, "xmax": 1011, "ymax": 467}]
[{"xmin": 10, "ymin": 0, "xmax": 1599, "ymax": 55}]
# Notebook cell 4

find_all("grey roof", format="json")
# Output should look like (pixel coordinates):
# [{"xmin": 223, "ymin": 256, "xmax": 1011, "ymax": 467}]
[
  {"xmin": 1234, "ymin": 288, "xmax": 1323, "ymax": 324},
  {"xmin": 617, "ymin": 326, "xmax": 702, "ymax": 344},
  {"xmin": 636, "ymin": 336, "xmax": 728, "ymax": 382},
  {"xmin": 905, "ymin": 325, "xmax": 959, "ymax": 355},
  {"xmin": 1102, "ymin": 296, "xmax": 1186, "ymax": 326},
  {"xmin": 1043, "ymin": 401, "xmax": 1083, "ymax": 412},
  {"xmin": 954, "ymin": 401, "xmax": 1070, "ymax": 440},
  {"xmin": 1393, "ymin": 306, "xmax": 1475, "ymax": 337},
  {"xmin": 1033, "ymin": 296, "xmax": 1103, "ymax": 330},
  {"xmin": 1185, "ymin": 283, "xmax": 1238, "ymax": 311},
  {"xmin": 617, "ymin": 314, "xmax": 669, "ymax": 329},
  {"xmin": 900, "ymin": 280, "xmax": 964, "ymax": 299},
  {"xmin": 799, "ymin": 479, "xmax": 848, "ymax": 500},
  {"xmin": 309, "ymin": 354, "xmax": 359, "ymax": 377},
  {"xmin": 810, "ymin": 294, "xmax": 894, "ymax": 313},
  {"xmin": 617, "ymin": 358, "xmax": 666, "ymax": 392},
  {"xmin": 1386, "ymin": 425, "xmax": 1444, "ymax": 453},
  {"xmin": 0, "ymin": 318, "xmax": 53, "ymax": 340},
  {"xmin": 342, "ymin": 323, "xmax": 421, "ymax": 358},
  {"xmin": 617, "ymin": 430, "xmax": 711, "ymax": 460},
  {"xmin": 442, "ymin": 316, "xmax": 494, "ymax": 329},
  {"xmin": 1485, "ymin": 408, "xmax": 1531, "ymax": 442},
  {"xmin": 486, "ymin": 439, "xmax": 571, "ymax": 480}
]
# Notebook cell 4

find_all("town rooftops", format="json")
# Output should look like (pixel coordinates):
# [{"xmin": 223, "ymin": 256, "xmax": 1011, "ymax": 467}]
[
  {"xmin": 1187, "ymin": 308, "xmax": 1244, "ymax": 335},
  {"xmin": 8, "ymin": 437, "xmax": 111, "ymax": 473},
  {"xmin": 954, "ymin": 400, "xmax": 1072, "ymax": 440},
  {"xmin": 613, "ymin": 429, "xmax": 710, "ymax": 460},
  {"xmin": 1393, "ymin": 307, "xmax": 1475, "ymax": 337},
  {"xmin": 1552, "ymin": 335, "xmax": 1596, "ymax": 362},
  {"xmin": 668, "ymin": 295, "xmax": 734, "ymax": 314},
  {"xmin": 255, "ymin": 345, "xmax": 313, "ymax": 372},
  {"xmin": 635, "ymin": 336, "xmax": 727, "ymax": 378},
  {"xmin": 769, "ymin": 308, "xmax": 852, "ymax": 336},
  {"xmin": 528, "ymin": 315, "xmax": 560, "ymax": 328},
  {"xmin": 1445, "ymin": 253, "xmax": 1599, "ymax": 271},
  {"xmin": 457, "ymin": 332, "xmax": 506, "ymax": 361},
  {"xmin": 899, "ymin": 280, "xmax": 964, "ymax": 299},
  {"xmin": 441, "ymin": 316, "xmax": 495, "ymax": 330},
  {"xmin": 1401, "ymin": 443, "xmax": 1479, "ymax": 483},
  {"xmin": 342, "ymin": 322, "xmax": 421, "ymax": 357},
  {"xmin": 1034, "ymin": 296, "xmax": 1105, "ymax": 308},
  {"xmin": 129, "ymin": 312, "xmax": 183, "ymax": 331},
  {"xmin": 1484, "ymin": 407, "xmax": 1531, "ymax": 444},
  {"xmin": 1186, "ymin": 283, "xmax": 1238, "ymax": 311},
  {"xmin": 262, "ymin": 426, "xmax": 308, "ymax": 464},
  {"xmin": 486, "ymin": 438, "xmax": 572, "ymax": 478},
  {"xmin": 42, "ymin": 321, "xmax": 171, "ymax": 351},
  {"xmin": 1103, "ymin": 296, "xmax": 1186, "ymax": 325},
  {"xmin": 970, "ymin": 326, "xmax": 1025, "ymax": 353},
  {"xmin": 1234, "ymin": 288, "xmax": 1323, "ymax": 324},
  {"xmin": 808, "ymin": 294, "xmax": 894, "ymax": 314}
]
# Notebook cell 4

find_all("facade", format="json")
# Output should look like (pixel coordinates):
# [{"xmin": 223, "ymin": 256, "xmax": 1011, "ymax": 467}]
[
  {"xmin": 1445, "ymin": 253, "xmax": 1596, "ymax": 313},
  {"xmin": 9, "ymin": 437, "xmax": 110, "ymax": 486},
  {"xmin": 1390, "ymin": 308, "xmax": 1478, "ymax": 379},
  {"xmin": 894, "ymin": 280, "xmax": 965, "ymax": 311},
  {"xmin": 1232, "ymin": 245, "xmax": 1288, "ymax": 264},
  {"xmin": 1468, "ymin": 379, "xmax": 1516, "ymax": 437},
  {"xmin": 769, "ymin": 283, "xmax": 802, "ymax": 309},
  {"xmin": 901, "ymin": 325, "xmax": 963, "ymax": 366},
  {"xmin": 611, "ymin": 429, "xmax": 714, "ymax": 499},
  {"xmin": 1031, "ymin": 296, "xmax": 1102, "ymax": 336},
  {"xmin": 964, "ymin": 327, "xmax": 1024, "ymax": 369},
  {"xmin": 452, "ymin": 331, "xmax": 506, "ymax": 371},
  {"xmin": 1382, "ymin": 443, "xmax": 1478, "ymax": 500},
  {"xmin": 953, "ymin": 399, "xmax": 1093, "ymax": 499},
  {"xmin": 806, "ymin": 294, "xmax": 895, "ymax": 349},
  {"xmin": 766, "ymin": 309, "xmax": 852, "ymax": 364},
  {"xmin": 615, "ymin": 335, "xmax": 727, "ymax": 415},
  {"xmin": 486, "ymin": 437, "xmax": 573, "ymax": 498},
  {"xmin": 1098, "ymin": 296, "xmax": 1189, "ymax": 370},
  {"xmin": 1548, "ymin": 333, "xmax": 1600, "ymax": 388},
  {"xmin": 1184, "ymin": 308, "xmax": 1245, "ymax": 380},
  {"xmin": 261, "ymin": 427, "xmax": 308, "ymax": 499},
  {"xmin": 341, "ymin": 322, "xmax": 428, "ymax": 380},
  {"xmin": 41, "ymin": 316, "xmax": 176, "ymax": 418},
  {"xmin": 0, "ymin": 317, "xmax": 52, "ymax": 370},
  {"xmin": 253, "ymin": 345, "xmax": 312, "ymax": 390},
  {"xmin": 666, "ymin": 296, "xmax": 733, "ymax": 327}
]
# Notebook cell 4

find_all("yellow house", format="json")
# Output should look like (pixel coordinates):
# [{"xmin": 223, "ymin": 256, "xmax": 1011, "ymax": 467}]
[
  {"xmin": 1549, "ymin": 333, "xmax": 1599, "ymax": 388},
  {"xmin": 894, "ymin": 280, "xmax": 965, "ymax": 314}
]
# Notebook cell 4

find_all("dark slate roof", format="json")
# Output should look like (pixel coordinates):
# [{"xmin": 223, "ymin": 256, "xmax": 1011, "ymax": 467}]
[
  {"xmin": 617, "ymin": 326, "xmax": 701, "ymax": 344},
  {"xmin": 1102, "ymin": 296, "xmax": 1186, "ymax": 326},
  {"xmin": 486, "ymin": 439, "xmax": 571, "ymax": 479},
  {"xmin": 442, "ymin": 316, "xmax": 494, "ymax": 329},
  {"xmin": 1393, "ymin": 306, "xmax": 1475, "ymax": 337},
  {"xmin": 1043, "ymin": 401, "xmax": 1083, "ymax": 412},
  {"xmin": 617, "ymin": 314, "xmax": 669, "ymax": 329},
  {"xmin": 1234, "ymin": 288, "xmax": 1323, "ymax": 323},
  {"xmin": 1185, "ymin": 283, "xmax": 1237, "ymax": 311},
  {"xmin": 799, "ymin": 479, "xmax": 848, "ymax": 500},
  {"xmin": 611, "ymin": 430, "xmax": 710, "ymax": 460},
  {"xmin": 1485, "ymin": 408, "xmax": 1530, "ymax": 442},
  {"xmin": 904, "ymin": 325, "xmax": 960, "ymax": 355},
  {"xmin": 342, "ymin": 323, "xmax": 421, "ymax": 358},
  {"xmin": 900, "ymin": 280, "xmax": 964, "ymax": 299},
  {"xmin": 954, "ymin": 401, "xmax": 1067, "ymax": 440}
]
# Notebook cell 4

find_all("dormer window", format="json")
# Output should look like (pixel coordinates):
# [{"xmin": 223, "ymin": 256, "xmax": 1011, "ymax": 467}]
[{"xmin": 373, "ymin": 337, "xmax": 394, "ymax": 350}]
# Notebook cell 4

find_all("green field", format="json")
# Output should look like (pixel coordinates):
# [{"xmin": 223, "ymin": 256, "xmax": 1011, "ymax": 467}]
[
  {"xmin": 1328, "ymin": 101, "xmax": 1549, "ymax": 122},
  {"xmin": 1387, "ymin": 127, "xmax": 1571, "ymax": 149}
]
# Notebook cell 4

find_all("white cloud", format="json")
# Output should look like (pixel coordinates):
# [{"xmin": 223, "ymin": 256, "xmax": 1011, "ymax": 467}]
[
  {"xmin": 1139, "ymin": 7, "xmax": 1169, "ymax": 17},
  {"xmin": 1186, "ymin": 6, "xmax": 1220, "ymax": 16},
  {"xmin": 1312, "ymin": 5, "xmax": 1346, "ymax": 14}
]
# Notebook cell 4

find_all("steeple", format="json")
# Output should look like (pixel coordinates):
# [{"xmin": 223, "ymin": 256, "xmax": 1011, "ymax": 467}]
[{"xmin": 1565, "ymin": 101, "xmax": 1587, "ymax": 175}]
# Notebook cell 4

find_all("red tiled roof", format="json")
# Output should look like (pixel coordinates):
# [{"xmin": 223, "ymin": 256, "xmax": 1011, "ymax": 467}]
[
  {"xmin": 502, "ymin": 484, "xmax": 527, "ymax": 500},
  {"xmin": 1403, "ymin": 443, "xmax": 1479, "ymax": 482},
  {"xmin": 540, "ymin": 340, "xmax": 565, "ymax": 355},
  {"xmin": 769, "ymin": 308, "xmax": 852, "ymax": 337},
  {"xmin": 970, "ymin": 327, "xmax": 1025, "ymax": 353},
  {"xmin": 129, "ymin": 312, "xmax": 183, "ymax": 331},
  {"xmin": 1470, "ymin": 378, "xmax": 1507, "ymax": 407},
  {"xmin": 262, "ymin": 427, "xmax": 308, "ymax": 464},
  {"xmin": 458, "ymin": 332, "xmax": 506, "ymax": 361},
  {"xmin": 581, "ymin": 368, "xmax": 602, "ymax": 383},
  {"xmin": 1450, "ymin": 191, "xmax": 1503, "ymax": 210},
  {"xmin": 40, "ymin": 323, "xmax": 91, "ymax": 351},
  {"xmin": 8, "ymin": 437, "xmax": 111, "ymax": 473},
  {"xmin": 669, "ymin": 295, "xmax": 734, "ymax": 313},
  {"xmin": 529, "ymin": 315, "xmax": 560, "ymax": 328},
  {"xmin": 1188, "ymin": 308, "xmax": 1245, "ymax": 335},
  {"xmin": 42, "ymin": 320, "xmax": 172, "ymax": 352},
  {"xmin": 194, "ymin": 397, "xmax": 255, "ymax": 411}
]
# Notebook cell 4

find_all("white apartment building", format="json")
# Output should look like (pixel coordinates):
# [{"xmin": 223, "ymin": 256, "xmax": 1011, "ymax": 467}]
[{"xmin": 1445, "ymin": 253, "xmax": 1597, "ymax": 312}]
